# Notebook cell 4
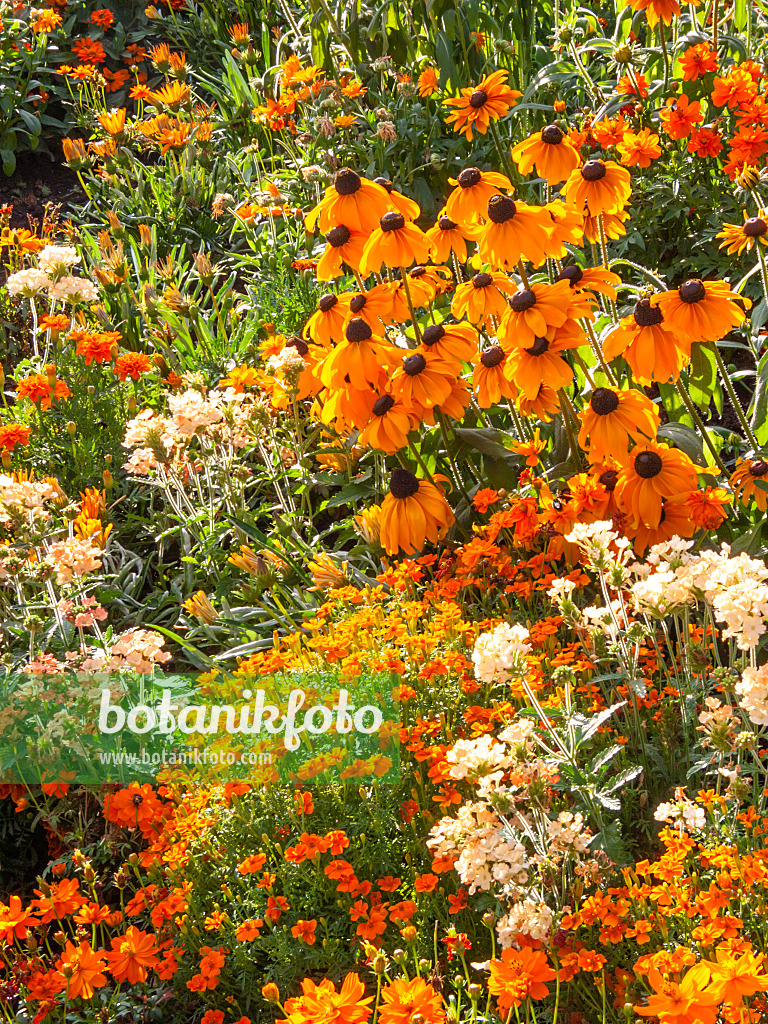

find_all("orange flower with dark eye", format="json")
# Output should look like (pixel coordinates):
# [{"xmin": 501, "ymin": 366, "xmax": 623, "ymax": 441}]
[
  {"xmin": 389, "ymin": 266, "xmax": 452, "ymax": 321},
  {"xmin": 316, "ymin": 225, "xmax": 367, "ymax": 280},
  {"xmin": 656, "ymin": 278, "xmax": 749, "ymax": 343},
  {"xmin": 497, "ymin": 280, "xmax": 574, "ymax": 351},
  {"xmin": 420, "ymin": 322, "xmax": 478, "ymax": 365},
  {"xmin": 555, "ymin": 264, "xmax": 621, "ymax": 301},
  {"xmin": 730, "ymin": 458, "xmax": 768, "ymax": 511},
  {"xmin": 305, "ymin": 168, "xmax": 390, "ymax": 234},
  {"xmin": 451, "ymin": 271, "xmax": 517, "ymax": 330},
  {"xmin": 584, "ymin": 208, "xmax": 630, "ymax": 243},
  {"xmin": 616, "ymin": 441, "xmax": 701, "ymax": 529},
  {"xmin": 318, "ymin": 318, "xmax": 398, "ymax": 390},
  {"xmin": 425, "ymin": 209, "xmax": 482, "ymax": 263},
  {"xmin": 444, "ymin": 69, "xmax": 521, "ymax": 141},
  {"xmin": 303, "ymin": 292, "xmax": 352, "ymax": 346},
  {"xmin": 388, "ymin": 350, "xmax": 456, "ymax": 416},
  {"xmin": 371, "ymin": 177, "xmax": 420, "ymax": 221},
  {"xmin": 717, "ymin": 211, "xmax": 768, "ymax": 255},
  {"xmin": 358, "ymin": 394, "xmax": 417, "ymax": 453},
  {"xmin": 603, "ymin": 297, "xmax": 690, "ymax": 385},
  {"xmin": 342, "ymin": 283, "xmax": 395, "ymax": 333},
  {"xmin": 379, "ymin": 469, "xmax": 454, "ymax": 555},
  {"xmin": 444, "ymin": 167, "xmax": 512, "ymax": 223},
  {"xmin": 518, "ymin": 382, "xmax": 560, "ymax": 422},
  {"xmin": 472, "ymin": 345, "xmax": 517, "ymax": 407},
  {"xmin": 623, "ymin": 497, "xmax": 695, "ymax": 555},
  {"xmin": 511, "ymin": 124, "xmax": 581, "ymax": 184},
  {"xmin": 543, "ymin": 200, "xmax": 585, "ymax": 258},
  {"xmin": 359, "ymin": 212, "xmax": 432, "ymax": 275},
  {"xmin": 562, "ymin": 159, "xmax": 632, "ymax": 216},
  {"xmin": 502, "ymin": 323, "xmax": 582, "ymax": 399},
  {"xmin": 577, "ymin": 387, "xmax": 660, "ymax": 462},
  {"xmin": 478, "ymin": 194, "xmax": 555, "ymax": 270}
]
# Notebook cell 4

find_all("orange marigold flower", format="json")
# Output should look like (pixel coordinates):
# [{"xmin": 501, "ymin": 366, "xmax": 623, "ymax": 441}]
[
  {"xmin": 658, "ymin": 94, "xmax": 704, "ymax": 139},
  {"xmin": 418, "ymin": 67, "xmax": 439, "ymax": 97},
  {"xmin": 0, "ymin": 423, "xmax": 31, "ymax": 453},
  {"xmin": 114, "ymin": 352, "xmax": 152, "ymax": 381},
  {"xmin": 489, "ymin": 947, "xmax": 557, "ymax": 1013},
  {"xmin": 379, "ymin": 978, "xmax": 445, "ymax": 1024},
  {"xmin": 617, "ymin": 128, "xmax": 661, "ymax": 167},
  {"xmin": 291, "ymin": 919, "xmax": 317, "ymax": 945},
  {"xmin": 16, "ymin": 374, "xmax": 71, "ymax": 410},
  {"xmin": 105, "ymin": 926, "xmax": 159, "ymax": 983},
  {"xmin": 680, "ymin": 42, "xmax": 718, "ymax": 81},
  {"xmin": 71, "ymin": 37, "xmax": 107, "ymax": 64}
]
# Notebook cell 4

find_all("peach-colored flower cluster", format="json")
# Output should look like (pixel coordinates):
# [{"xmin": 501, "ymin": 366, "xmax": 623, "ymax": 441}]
[
  {"xmin": 44, "ymin": 537, "xmax": 104, "ymax": 584},
  {"xmin": 82, "ymin": 629, "xmax": 171, "ymax": 674}
]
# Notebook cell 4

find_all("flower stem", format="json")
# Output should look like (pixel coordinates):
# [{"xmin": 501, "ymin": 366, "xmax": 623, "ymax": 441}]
[
  {"xmin": 399, "ymin": 266, "xmax": 422, "ymax": 345},
  {"xmin": 516, "ymin": 259, "xmax": 530, "ymax": 289},
  {"xmin": 672, "ymin": 377, "xmax": 728, "ymax": 475},
  {"xmin": 557, "ymin": 388, "xmax": 584, "ymax": 470},
  {"xmin": 712, "ymin": 343, "xmax": 758, "ymax": 448}
]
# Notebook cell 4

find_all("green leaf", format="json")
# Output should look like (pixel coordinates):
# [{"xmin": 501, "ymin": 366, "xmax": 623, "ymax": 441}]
[
  {"xmin": 453, "ymin": 427, "xmax": 514, "ymax": 460},
  {"xmin": 752, "ymin": 349, "xmax": 768, "ymax": 444},
  {"xmin": 1, "ymin": 149, "xmax": 15, "ymax": 177},
  {"xmin": 688, "ymin": 342, "xmax": 720, "ymax": 414},
  {"xmin": 657, "ymin": 421, "xmax": 707, "ymax": 467}
]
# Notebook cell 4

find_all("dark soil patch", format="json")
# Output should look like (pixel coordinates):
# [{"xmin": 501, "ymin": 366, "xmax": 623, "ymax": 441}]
[{"xmin": 2, "ymin": 148, "xmax": 85, "ymax": 231}]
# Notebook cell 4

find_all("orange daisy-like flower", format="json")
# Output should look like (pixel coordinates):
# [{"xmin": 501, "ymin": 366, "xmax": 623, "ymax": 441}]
[
  {"xmin": 502, "ymin": 322, "xmax": 581, "ymax": 399},
  {"xmin": 291, "ymin": 919, "xmax": 317, "ymax": 945},
  {"xmin": 379, "ymin": 469, "xmax": 454, "ymax": 555},
  {"xmin": 105, "ymin": 927, "xmax": 159, "ymax": 984},
  {"xmin": 317, "ymin": 225, "xmax": 367, "ymax": 280},
  {"xmin": 717, "ymin": 211, "xmax": 768, "ymax": 255},
  {"xmin": 556, "ymin": 264, "xmax": 621, "ymax": 301},
  {"xmin": 444, "ymin": 167, "xmax": 512, "ymax": 223},
  {"xmin": 497, "ymin": 279, "xmax": 574, "ymax": 351},
  {"xmin": 379, "ymin": 978, "xmax": 445, "ymax": 1024},
  {"xmin": 730, "ymin": 457, "xmax": 768, "ymax": 511},
  {"xmin": 518, "ymin": 382, "xmax": 561, "ymax": 422},
  {"xmin": 680, "ymin": 42, "xmax": 718, "ymax": 81},
  {"xmin": 584, "ymin": 207, "xmax": 630, "ymax": 243},
  {"xmin": 623, "ymin": 496, "xmax": 695, "ymax": 555},
  {"xmin": 0, "ymin": 895, "xmax": 37, "ymax": 943},
  {"xmin": 372, "ymin": 177, "xmax": 421, "ymax": 221},
  {"xmin": 489, "ymin": 947, "xmax": 557, "ymax": 1014},
  {"xmin": 388, "ymin": 350, "xmax": 456, "ymax": 416},
  {"xmin": 708, "ymin": 947, "xmax": 768, "ymax": 1004},
  {"xmin": 478, "ymin": 194, "xmax": 555, "ymax": 270},
  {"xmin": 318, "ymin": 318, "xmax": 398, "ymax": 390},
  {"xmin": 425, "ymin": 209, "xmax": 482, "ymax": 263},
  {"xmin": 624, "ymin": 0, "xmax": 683, "ymax": 27},
  {"xmin": 279, "ymin": 974, "xmax": 373, "ymax": 1024},
  {"xmin": 390, "ymin": 267, "xmax": 451, "ymax": 321},
  {"xmin": 342, "ymin": 283, "xmax": 396, "ymax": 333},
  {"xmin": 634, "ymin": 964, "xmax": 719, "ymax": 1024},
  {"xmin": 511, "ymin": 124, "xmax": 581, "ymax": 184},
  {"xmin": 358, "ymin": 393, "xmax": 417, "ymax": 454},
  {"xmin": 544, "ymin": 200, "xmax": 586, "ymax": 257},
  {"xmin": 305, "ymin": 168, "xmax": 390, "ymax": 234},
  {"xmin": 444, "ymin": 69, "xmax": 521, "ymax": 141},
  {"xmin": 656, "ymin": 278, "xmax": 749, "ymax": 343},
  {"xmin": 603, "ymin": 297, "xmax": 691, "ymax": 385},
  {"xmin": 420, "ymin": 321, "xmax": 478, "ymax": 365},
  {"xmin": 562, "ymin": 159, "xmax": 632, "ymax": 216},
  {"xmin": 472, "ymin": 345, "xmax": 517, "ymax": 407},
  {"xmin": 658, "ymin": 94, "xmax": 704, "ymax": 139},
  {"xmin": 359, "ymin": 212, "xmax": 432, "ymax": 275},
  {"xmin": 417, "ymin": 67, "xmax": 439, "ymax": 97},
  {"xmin": 114, "ymin": 352, "xmax": 152, "ymax": 381},
  {"xmin": 303, "ymin": 292, "xmax": 352, "ymax": 346},
  {"xmin": 451, "ymin": 271, "xmax": 517, "ymax": 330},
  {"xmin": 577, "ymin": 387, "xmax": 660, "ymax": 462},
  {"xmin": 616, "ymin": 441, "xmax": 701, "ymax": 529},
  {"xmin": 54, "ymin": 940, "xmax": 107, "ymax": 1000}
]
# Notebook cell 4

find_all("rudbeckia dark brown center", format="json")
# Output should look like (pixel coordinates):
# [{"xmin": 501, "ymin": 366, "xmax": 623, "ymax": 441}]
[
  {"xmin": 286, "ymin": 336, "xmax": 309, "ymax": 356},
  {"xmin": 469, "ymin": 90, "xmax": 488, "ymax": 108},
  {"xmin": 635, "ymin": 451, "xmax": 663, "ymax": 478},
  {"xmin": 457, "ymin": 167, "xmax": 482, "ymax": 188},
  {"xmin": 318, "ymin": 293, "xmax": 337, "ymax": 312},
  {"xmin": 480, "ymin": 345, "xmax": 504, "ymax": 367},
  {"xmin": 633, "ymin": 298, "xmax": 664, "ymax": 327},
  {"xmin": 745, "ymin": 217, "xmax": 767, "ymax": 237},
  {"xmin": 373, "ymin": 394, "xmax": 395, "ymax": 416},
  {"xmin": 590, "ymin": 388, "xmax": 620, "ymax": 415},
  {"xmin": 473, "ymin": 272, "xmax": 493, "ymax": 288},
  {"xmin": 380, "ymin": 211, "xmax": 405, "ymax": 232},
  {"xmin": 346, "ymin": 318, "xmax": 372, "ymax": 343},
  {"xmin": 335, "ymin": 167, "xmax": 361, "ymax": 195},
  {"xmin": 403, "ymin": 353, "xmax": 427, "ymax": 376},
  {"xmin": 487, "ymin": 195, "xmax": 517, "ymax": 224},
  {"xmin": 678, "ymin": 279, "xmax": 706, "ymax": 303},
  {"xmin": 600, "ymin": 469, "xmax": 618, "ymax": 491},
  {"xmin": 410, "ymin": 265, "xmax": 427, "ymax": 278},
  {"xmin": 556, "ymin": 265, "xmax": 584, "ymax": 287},
  {"xmin": 422, "ymin": 324, "xmax": 445, "ymax": 346},
  {"xmin": 390, "ymin": 467, "xmax": 420, "ymax": 499},
  {"xmin": 438, "ymin": 215, "xmax": 458, "ymax": 230},
  {"xmin": 525, "ymin": 336, "xmax": 550, "ymax": 356},
  {"xmin": 750, "ymin": 459, "xmax": 768, "ymax": 477},
  {"xmin": 511, "ymin": 289, "xmax": 537, "ymax": 312},
  {"xmin": 349, "ymin": 293, "xmax": 367, "ymax": 313},
  {"xmin": 327, "ymin": 225, "xmax": 351, "ymax": 248},
  {"xmin": 581, "ymin": 160, "xmax": 606, "ymax": 182},
  {"xmin": 541, "ymin": 125, "xmax": 565, "ymax": 145},
  {"xmin": 373, "ymin": 176, "xmax": 394, "ymax": 192}
]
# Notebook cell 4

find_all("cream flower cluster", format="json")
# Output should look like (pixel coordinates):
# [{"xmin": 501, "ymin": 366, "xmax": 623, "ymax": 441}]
[
  {"xmin": 427, "ymin": 801, "xmax": 529, "ymax": 894},
  {"xmin": 496, "ymin": 900, "xmax": 554, "ymax": 949},
  {"xmin": 472, "ymin": 622, "xmax": 531, "ymax": 684},
  {"xmin": 736, "ymin": 665, "xmax": 768, "ymax": 726},
  {"xmin": 44, "ymin": 537, "xmax": 103, "ymax": 584},
  {"xmin": 445, "ymin": 734, "xmax": 515, "ymax": 781}
]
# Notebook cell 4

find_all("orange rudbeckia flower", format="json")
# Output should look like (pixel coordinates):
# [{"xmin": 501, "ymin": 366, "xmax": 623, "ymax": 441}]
[
  {"xmin": 577, "ymin": 387, "xmax": 660, "ymax": 462},
  {"xmin": 444, "ymin": 69, "xmax": 521, "ymax": 141},
  {"xmin": 472, "ymin": 345, "xmax": 517, "ymax": 407},
  {"xmin": 318, "ymin": 318, "xmax": 398, "ymax": 390},
  {"xmin": 303, "ymin": 292, "xmax": 352, "ymax": 346},
  {"xmin": 510, "ymin": 124, "xmax": 581, "ymax": 184},
  {"xmin": 359, "ymin": 212, "xmax": 432, "ymax": 275},
  {"xmin": 358, "ymin": 394, "xmax": 417, "ymax": 454},
  {"xmin": 656, "ymin": 278, "xmax": 749, "ymax": 343},
  {"xmin": 317, "ymin": 225, "xmax": 367, "ymax": 280},
  {"xmin": 502, "ymin": 322, "xmax": 581, "ymax": 399},
  {"xmin": 497, "ymin": 279, "xmax": 574, "ymax": 350},
  {"xmin": 452, "ymin": 271, "xmax": 517, "ymax": 330},
  {"xmin": 616, "ymin": 441, "xmax": 701, "ymax": 529},
  {"xmin": 603, "ymin": 297, "xmax": 690, "ymax": 385},
  {"xmin": 421, "ymin": 321, "xmax": 478, "ymax": 365},
  {"xmin": 379, "ymin": 469, "xmax": 454, "ymax": 555},
  {"xmin": 444, "ymin": 167, "xmax": 512, "ymax": 223},
  {"xmin": 562, "ymin": 159, "xmax": 632, "ymax": 216},
  {"xmin": 305, "ymin": 168, "xmax": 390, "ymax": 234},
  {"xmin": 730, "ymin": 457, "xmax": 768, "ymax": 511},
  {"xmin": 478, "ymin": 194, "xmax": 555, "ymax": 269},
  {"xmin": 388, "ymin": 350, "xmax": 456, "ymax": 416},
  {"xmin": 425, "ymin": 209, "xmax": 483, "ymax": 263}
]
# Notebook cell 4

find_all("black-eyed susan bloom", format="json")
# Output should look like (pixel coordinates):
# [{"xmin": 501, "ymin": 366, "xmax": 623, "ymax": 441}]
[
  {"xmin": 380, "ymin": 469, "xmax": 454, "ymax": 555},
  {"xmin": 730, "ymin": 457, "xmax": 768, "ymax": 511},
  {"xmin": 388, "ymin": 350, "xmax": 456, "ymax": 415},
  {"xmin": 318, "ymin": 317, "xmax": 399, "ymax": 390},
  {"xmin": 577, "ymin": 387, "xmax": 660, "ymax": 462},
  {"xmin": 342, "ymin": 283, "xmax": 396, "ymax": 333},
  {"xmin": 478, "ymin": 194, "xmax": 556, "ymax": 270},
  {"xmin": 316, "ymin": 225, "xmax": 367, "ymax": 281},
  {"xmin": 444, "ymin": 69, "xmax": 521, "ymax": 141},
  {"xmin": 432, "ymin": 377, "xmax": 471, "ymax": 423},
  {"xmin": 603, "ymin": 297, "xmax": 691, "ymax": 385},
  {"xmin": 305, "ymin": 167, "xmax": 390, "ymax": 234},
  {"xmin": 656, "ymin": 278, "xmax": 750, "ymax": 343},
  {"xmin": 555, "ymin": 264, "xmax": 621, "ymax": 301},
  {"xmin": 616, "ymin": 442, "xmax": 700, "ymax": 529},
  {"xmin": 510, "ymin": 124, "xmax": 581, "ymax": 184},
  {"xmin": 358, "ymin": 393, "xmax": 417, "ymax": 454},
  {"xmin": 717, "ymin": 212, "xmax": 768, "ymax": 256},
  {"xmin": 319, "ymin": 379, "xmax": 379, "ymax": 432},
  {"xmin": 359, "ymin": 212, "xmax": 433, "ymax": 275},
  {"xmin": 372, "ymin": 177, "xmax": 421, "ymax": 221},
  {"xmin": 421, "ymin": 322, "xmax": 479, "ymax": 365},
  {"xmin": 425, "ymin": 210, "xmax": 483, "ymax": 263},
  {"xmin": 452, "ymin": 271, "xmax": 517, "ymax": 330},
  {"xmin": 518, "ymin": 382, "xmax": 561, "ymax": 422},
  {"xmin": 623, "ymin": 497, "xmax": 695, "ymax": 555},
  {"xmin": 389, "ymin": 266, "xmax": 451, "ymax": 322},
  {"xmin": 497, "ymin": 280, "xmax": 574, "ymax": 351},
  {"xmin": 562, "ymin": 159, "xmax": 632, "ymax": 216},
  {"xmin": 303, "ymin": 292, "xmax": 352, "ymax": 345},
  {"xmin": 543, "ymin": 200, "xmax": 586, "ymax": 258},
  {"xmin": 472, "ymin": 345, "xmax": 517, "ymax": 407},
  {"xmin": 584, "ymin": 208, "xmax": 630, "ymax": 243},
  {"xmin": 444, "ymin": 167, "xmax": 512, "ymax": 223},
  {"xmin": 502, "ymin": 323, "xmax": 582, "ymax": 399}
]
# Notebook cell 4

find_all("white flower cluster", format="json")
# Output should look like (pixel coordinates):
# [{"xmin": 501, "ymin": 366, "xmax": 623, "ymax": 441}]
[
  {"xmin": 496, "ymin": 900, "xmax": 554, "ymax": 948},
  {"xmin": 736, "ymin": 665, "xmax": 768, "ymax": 726},
  {"xmin": 6, "ymin": 267, "xmax": 52, "ymax": 297},
  {"xmin": 446, "ymin": 734, "xmax": 515, "ymax": 781},
  {"xmin": 565, "ymin": 520, "xmax": 631, "ymax": 574},
  {"xmin": 37, "ymin": 244, "xmax": 80, "ymax": 277},
  {"xmin": 427, "ymin": 801, "xmax": 529, "ymax": 894},
  {"xmin": 6, "ymin": 245, "xmax": 96, "ymax": 304},
  {"xmin": 472, "ymin": 622, "xmax": 531, "ymax": 684},
  {"xmin": 654, "ymin": 791, "xmax": 705, "ymax": 832},
  {"xmin": 545, "ymin": 811, "xmax": 592, "ymax": 854}
]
